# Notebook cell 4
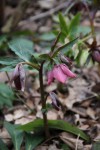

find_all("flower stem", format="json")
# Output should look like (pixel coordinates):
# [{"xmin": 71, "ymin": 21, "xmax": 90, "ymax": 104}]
[{"xmin": 39, "ymin": 61, "xmax": 50, "ymax": 139}]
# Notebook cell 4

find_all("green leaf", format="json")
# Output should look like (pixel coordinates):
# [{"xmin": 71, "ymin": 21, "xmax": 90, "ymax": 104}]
[
  {"xmin": 25, "ymin": 133, "xmax": 44, "ymax": 150},
  {"xmin": 61, "ymin": 143, "xmax": 70, "ymax": 150},
  {"xmin": 39, "ymin": 53, "xmax": 52, "ymax": 61},
  {"xmin": 52, "ymin": 38, "xmax": 78, "ymax": 57},
  {"xmin": 77, "ymin": 26, "xmax": 91, "ymax": 35},
  {"xmin": 18, "ymin": 119, "xmax": 90, "ymax": 141},
  {"xmin": 0, "ymin": 57, "xmax": 23, "ymax": 66},
  {"xmin": 0, "ymin": 66, "xmax": 14, "ymax": 72},
  {"xmin": 76, "ymin": 49, "xmax": 89, "ymax": 66},
  {"xmin": 40, "ymin": 33, "xmax": 56, "ymax": 41},
  {"xmin": 0, "ymin": 83, "xmax": 15, "ymax": 107},
  {"xmin": 0, "ymin": 35, "xmax": 7, "ymax": 46},
  {"xmin": 4, "ymin": 122, "xmax": 24, "ymax": 150},
  {"xmin": 0, "ymin": 139, "xmax": 9, "ymax": 150},
  {"xmin": 59, "ymin": 13, "xmax": 68, "ymax": 34},
  {"xmin": 13, "ymin": 30, "xmax": 33, "ymax": 36},
  {"xmin": 92, "ymin": 142, "xmax": 100, "ymax": 150},
  {"xmin": 69, "ymin": 13, "xmax": 81, "ymax": 37},
  {"xmin": 8, "ymin": 38, "xmax": 34, "ymax": 62}
]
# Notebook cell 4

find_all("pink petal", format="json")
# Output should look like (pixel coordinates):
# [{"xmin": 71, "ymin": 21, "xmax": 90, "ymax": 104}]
[
  {"xmin": 47, "ymin": 70, "xmax": 54, "ymax": 85},
  {"xmin": 60, "ymin": 64, "xmax": 76, "ymax": 78},
  {"xmin": 53, "ymin": 65, "xmax": 67, "ymax": 83}
]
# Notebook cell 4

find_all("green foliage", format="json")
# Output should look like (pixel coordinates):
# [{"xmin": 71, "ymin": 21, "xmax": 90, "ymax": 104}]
[
  {"xmin": 0, "ymin": 139, "xmax": 9, "ymax": 150},
  {"xmin": 0, "ymin": 57, "xmax": 23, "ymax": 72},
  {"xmin": 55, "ymin": 12, "xmax": 91, "ymax": 66},
  {"xmin": 58, "ymin": 12, "xmax": 81, "ymax": 41},
  {"xmin": 39, "ymin": 53, "xmax": 52, "ymax": 61},
  {"xmin": 0, "ymin": 57, "xmax": 22, "ymax": 66},
  {"xmin": 40, "ymin": 32, "xmax": 56, "ymax": 41},
  {"xmin": 52, "ymin": 37, "xmax": 78, "ymax": 57},
  {"xmin": 8, "ymin": 38, "xmax": 34, "ymax": 62},
  {"xmin": 0, "ymin": 66, "xmax": 14, "ymax": 72},
  {"xmin": 61, "ymin": 143, "xmax": 70, "ymax": 150},
  {"xmin": 18, "ymin": 119, "xmax": 90, "ymax": 141},
  {"xmin": 77, "ymin": 26, "xmax": 91, "ymax": 36},
  {"xmin": 0, "ymin": 83, "xmax": 15, "ymax": 108},
  {"xmin": 25, "ymin": 133, "xmax": 44, "ymax": 150},
  {"xmin": 4, "ymin": 122, "xmax": 24, "ymax": 150},
  {"xmin": 76, "ymin": 49, "xmax": 89, "ymax": 66},
  {"xmin": 0, "ymin": 35, "xmax": 7, "ymax": 46},
  {"xmin": 68, "ymin": 13, "xmax": 81, "ymax": 38},
  {"xmin": 92, "ymin": 142, "xmax": 100, "ymax": 150},
  {"xmin": 59, "ymin": 12, "xmax": 68, "ymax": 34}
]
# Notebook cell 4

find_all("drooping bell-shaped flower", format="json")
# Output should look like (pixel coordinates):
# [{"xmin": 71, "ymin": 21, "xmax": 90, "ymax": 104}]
[
  {"xmin": 91, "ymin": 50, "xmax": 100, "ymax": 63},
  {"xmin": 11, "ymin": 64, "xmax": 25, "ymax": 91},
  {"xmin": 47, "ymin": 64, "xmax": 76, "ymax": 85}
]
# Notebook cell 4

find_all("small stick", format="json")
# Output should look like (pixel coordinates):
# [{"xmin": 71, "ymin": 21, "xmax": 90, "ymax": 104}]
[
  {"xmin": 75, "ymin": 134, "xmax": 80, "ymax": 150},
  {"xmin": 20, "ymin": 0, "xmax": 73, "ymax": 23}
]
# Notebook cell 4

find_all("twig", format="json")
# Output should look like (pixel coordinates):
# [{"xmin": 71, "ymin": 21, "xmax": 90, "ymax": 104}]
[
  {"xmin": 16, "ymin": 93, "xmax": 33, "ymax": 112},
  {"xmin": 22, "ymin": 0, "xmax": 73, "ymax": 23},
  {"xmin": 75, "ymin": 134, "xmax": 80, "ymax": 150},
  {"xmin": 2, "ymin": 0, "xmax": 32, "ymax": 32},
  {"xmin": 5, "ymin": 71, "xmax": 12, "ymax": 88}
]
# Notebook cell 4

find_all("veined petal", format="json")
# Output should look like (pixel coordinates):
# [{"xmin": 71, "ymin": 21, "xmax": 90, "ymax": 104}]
[
  {"xmin": 47, "ymin": 70, "xmax": 54, "ymax": 85},
  {"xmin": 60, "ymin": 64, "xmax": 76, "ymax": 78},
  {"xmin": 53, "ymin": 65, "xmax": 67, "ymax": 83}
]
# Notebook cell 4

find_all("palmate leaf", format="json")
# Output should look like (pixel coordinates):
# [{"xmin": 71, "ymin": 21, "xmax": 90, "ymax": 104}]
[
  {"xmin": 25, "ymin": 133, "xmax": 44, "ymax": 150},
  {"xmin": 0, "ymin": 57, "xmax": 23, "ymax": 66},
  {"xmin": 0, "ymin": 83, "xmax": 15, "ymax": 107},
  {"xmin": 18, "ymin": 119, "xmax": 90, "ymax": 141},
  {"xmin": 8, "ymin": 38, "xmax": 34, "ymax": 62},
  {"xmin": 4, "ymin": 122, "xmax": 24, "ymax": 150}
]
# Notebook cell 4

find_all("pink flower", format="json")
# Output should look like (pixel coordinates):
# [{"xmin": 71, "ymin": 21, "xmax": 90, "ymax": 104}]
[{"xmin": 47, "ymin": 64, "xmax": 76, "ymax": 84}]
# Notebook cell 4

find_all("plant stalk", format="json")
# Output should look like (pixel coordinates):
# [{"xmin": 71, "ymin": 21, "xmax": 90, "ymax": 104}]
[{"xmin": 39, "ymin": 61, "xmax": 50, "ymax": 139}]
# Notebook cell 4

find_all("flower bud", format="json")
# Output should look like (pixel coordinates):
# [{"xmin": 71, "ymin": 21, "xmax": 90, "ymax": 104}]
[
  {"xmin": 60, "ymin": 54, "xmax": 73, "ymax": 67},
  {"xmin": 49, "ymin": 92, "xmax": 60, "ymax": 111},
  {"xmin": 12, "ymin": 64, "xmax": 25, "ymax": 91},
  {"xmin": 92, "ymin": 50, "xmax": 100, "ymax": 63}
]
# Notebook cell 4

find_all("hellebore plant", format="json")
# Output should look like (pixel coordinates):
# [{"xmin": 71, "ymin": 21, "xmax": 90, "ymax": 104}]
[{"xmin": 9, "ymin": 34, "xmax": 77, "ymax": 139}]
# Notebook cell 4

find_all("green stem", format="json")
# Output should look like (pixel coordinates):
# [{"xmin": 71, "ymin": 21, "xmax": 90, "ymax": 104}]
[
  {"xmin": 39, "ymin": 61, "xmax": 50, "ymax": 139},
  {"xmin": 20, "ymin": 61, "xmax": 40, "ymax": 70},
  {"xmin": 85, "ymin": 3, "xmax": 96, "ymax": 42}
]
